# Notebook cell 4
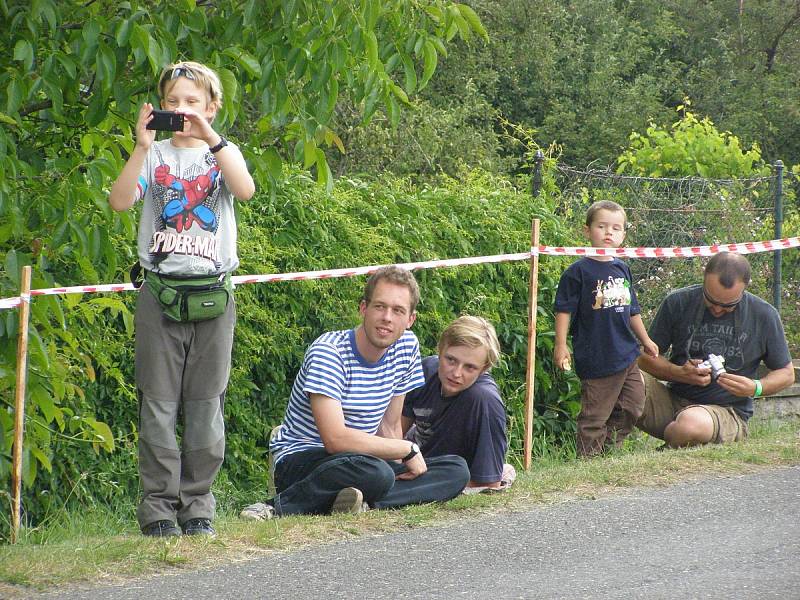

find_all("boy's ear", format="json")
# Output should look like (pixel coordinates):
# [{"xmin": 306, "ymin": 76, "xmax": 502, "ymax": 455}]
[{"xmin": 207, "ymin": 100, "xmax": 220, "ymax": 123}]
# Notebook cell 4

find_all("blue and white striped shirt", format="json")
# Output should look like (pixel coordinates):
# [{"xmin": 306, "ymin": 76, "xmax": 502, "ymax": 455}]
[{"xmin": 270, "ymin": 328, "xmax": 425, "ymax": 463}]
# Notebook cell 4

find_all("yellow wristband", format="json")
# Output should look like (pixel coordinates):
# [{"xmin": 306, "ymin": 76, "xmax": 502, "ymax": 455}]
[{"xmin": 753, "ymin": 379, "xmax": 763, "ymax": 398}]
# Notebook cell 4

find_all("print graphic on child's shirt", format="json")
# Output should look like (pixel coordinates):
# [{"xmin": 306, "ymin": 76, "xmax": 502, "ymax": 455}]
[{"xmin": 592, "ymin": 277, "xmax": 631, "ymax": 311}]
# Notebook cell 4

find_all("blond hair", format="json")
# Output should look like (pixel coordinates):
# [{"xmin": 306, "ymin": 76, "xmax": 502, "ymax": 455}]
[
  {"xmin": 438, "ymin": 316, "xmax": 501, "ymax": 370},
  {"xmin": 158, "ymin": 61, "xmax": 223, "ymax": 110}
]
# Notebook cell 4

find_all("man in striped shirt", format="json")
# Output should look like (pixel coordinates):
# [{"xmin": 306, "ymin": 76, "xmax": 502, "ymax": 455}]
[{"xmin": 240, "ymin": 266, "xmax": 470, "ymax": 519}]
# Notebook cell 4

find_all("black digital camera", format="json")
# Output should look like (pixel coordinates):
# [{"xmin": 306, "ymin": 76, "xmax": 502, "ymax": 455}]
[{"xmin": 146, "ymin": 110, "xmax": 185, "ymax": 131}]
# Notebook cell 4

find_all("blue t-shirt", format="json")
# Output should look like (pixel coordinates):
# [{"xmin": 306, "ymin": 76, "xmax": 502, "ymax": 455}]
[
  {"xmin": 403, "ymin": 356, "xmax": 507, "ymax": 484},
  {"xmin": 270, "ymin": 328, "xmax": 425, "ymax": 463},
  {"xmin": 554, "ymin": 257, "xmax": 641, "ymax": 379},
  {"xmin": 648, "ymin": 285, "xmax": 792, "ymax": 419}
]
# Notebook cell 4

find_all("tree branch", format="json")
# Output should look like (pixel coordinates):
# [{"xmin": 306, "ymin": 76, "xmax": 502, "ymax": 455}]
[{"xmin": 764, "ymin": 2, "xmax": 800, "ymax": 72}]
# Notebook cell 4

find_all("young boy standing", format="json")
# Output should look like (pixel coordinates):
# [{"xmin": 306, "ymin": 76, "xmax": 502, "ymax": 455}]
[
  {"xmin": 554, "ymin": 201, "xmax": 658, "ymax": 456},
  {"xmin": 109, "ymin": 61, "xmax": 254, "ymax": 536}
]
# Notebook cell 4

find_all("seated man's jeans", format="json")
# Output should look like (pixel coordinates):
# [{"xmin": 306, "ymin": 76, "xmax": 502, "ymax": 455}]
[{"xmin": 270, "ymin": 447, "xmax": 469, "ymax": 515}]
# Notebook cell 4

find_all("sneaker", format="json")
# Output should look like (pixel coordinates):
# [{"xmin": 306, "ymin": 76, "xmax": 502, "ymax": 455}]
[
  {"xmin": 501, "ymin": 463, "xmax": 517, "ymax": 487},
  {"xmin": 141, "ymin": 520, "xmax": 181, "ymax": 537},
  {"xmin": 181, "ymin": 518, "xmax": 216, "ymax": 537},
  {"xmin": 239, "ymin": 502, "xmax": 275, "ymax": 521},
  {"xmin": 331, "ymin": 487, "xmax": 366, "ymax": 514}
]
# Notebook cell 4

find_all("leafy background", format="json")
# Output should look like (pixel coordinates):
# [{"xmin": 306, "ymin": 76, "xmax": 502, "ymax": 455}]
[{"xmin": 1, "ymin": 0, "xmax": 799, "ymax": 537}]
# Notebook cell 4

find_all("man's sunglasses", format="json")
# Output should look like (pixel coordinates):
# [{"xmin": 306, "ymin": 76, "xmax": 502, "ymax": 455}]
[{"xmin": 703, "ymin": 288, "xmax": 742, "ymax": 309}]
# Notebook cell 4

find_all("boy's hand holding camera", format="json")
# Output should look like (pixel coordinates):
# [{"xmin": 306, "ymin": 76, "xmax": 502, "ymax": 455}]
[
  {"xmin": 138, "ymin": 103, "xmax": 223, "ymax": 149},
  {"xmin": 134, "ymin": 102, "xmax": 158, "ymax": 150}
]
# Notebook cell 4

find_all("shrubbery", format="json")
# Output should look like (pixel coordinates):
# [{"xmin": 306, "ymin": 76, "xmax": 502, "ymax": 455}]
[{"xmin": 1, "ymin": 168, "xmax": 580, "ymax": 535}]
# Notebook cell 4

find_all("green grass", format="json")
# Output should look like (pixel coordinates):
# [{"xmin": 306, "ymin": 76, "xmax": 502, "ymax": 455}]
[{"xmin": 1, "ymin": 418, "xmax": 798, "ymax": 597}]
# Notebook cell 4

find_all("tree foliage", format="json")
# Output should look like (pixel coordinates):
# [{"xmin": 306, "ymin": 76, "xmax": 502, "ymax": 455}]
[
  {"xmin": 0, "ymin": 0, "xmax": 485, "ymax": 515},
  {"xmin": 617, "ymin": 103, "xmax": 768, "ymax": 178},
  {"xmin": 341, "ymin": 0, "xmax": 800, "ymax": 177}
]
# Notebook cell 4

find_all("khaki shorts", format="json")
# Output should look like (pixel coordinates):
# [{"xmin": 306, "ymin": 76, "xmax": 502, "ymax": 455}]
[{"xmin": 637, "ymin": 373, "xmax": 748, "ymax": 444}]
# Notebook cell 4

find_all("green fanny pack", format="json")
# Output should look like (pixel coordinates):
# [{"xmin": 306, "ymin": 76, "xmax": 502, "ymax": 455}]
[{"xmin": 144, "ymin": 271, "xmax": 232, "ymax": 323}]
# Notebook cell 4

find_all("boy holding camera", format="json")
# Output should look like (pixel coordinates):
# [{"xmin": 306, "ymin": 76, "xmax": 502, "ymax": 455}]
[
  {"xmin": 554, "ymin": 201, "xmax": 659, "ymax": 456},
  {"xmin": 109, "ymin": 61, "xmax": 254, "ymax": 537}
]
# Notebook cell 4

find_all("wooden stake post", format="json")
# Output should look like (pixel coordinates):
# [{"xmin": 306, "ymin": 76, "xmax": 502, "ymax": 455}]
[
  {"xmin": 523, "ymin": 220, "xmax": 540, "ymax": 470},
  {"xmin": 11, "ymin": 265, "xmax": 32, "ymax": 543}
]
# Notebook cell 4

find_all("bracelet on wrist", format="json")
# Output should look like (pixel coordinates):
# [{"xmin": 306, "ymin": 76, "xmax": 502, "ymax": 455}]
[
  {"xmin": 209, "ymin": 136, "xmax": 228, "ymax": 153},
  {"xmin": 753, "ymin": 379, "xmax": 763, "ymax": 398}
]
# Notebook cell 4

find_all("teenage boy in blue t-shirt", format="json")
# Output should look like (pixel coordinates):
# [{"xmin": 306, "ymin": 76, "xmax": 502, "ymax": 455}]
[
  {"xmin": 554, "ymin": 201, "xmax": 659, "ymax": 456},
  {"xmin": 403, "ymin": 316, "xmax": 514, "ymax": 492}
]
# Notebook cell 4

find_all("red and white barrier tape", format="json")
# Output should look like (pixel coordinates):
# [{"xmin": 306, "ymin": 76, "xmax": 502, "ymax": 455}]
[
  {"xmin": 534, "ymin": 237, "xmax": 800, "ymax": 258},
  {"xmin": 1, "ymin": 236, "xmax": 797, "ymax": 311}
]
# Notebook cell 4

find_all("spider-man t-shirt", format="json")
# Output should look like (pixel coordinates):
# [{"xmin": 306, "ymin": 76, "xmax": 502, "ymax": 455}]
[{"xmin": 135, "ymin": 139, "xmax": 238, "ymax": 276}]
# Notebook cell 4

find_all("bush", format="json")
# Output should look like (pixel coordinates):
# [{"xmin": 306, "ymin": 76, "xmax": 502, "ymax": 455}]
[{"xmin": 1, "ymin": 167, "xmax": 579, "ymax": 535}]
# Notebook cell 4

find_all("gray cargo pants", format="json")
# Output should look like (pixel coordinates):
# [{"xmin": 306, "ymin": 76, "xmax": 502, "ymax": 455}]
[{"xmin": 134, "ymin": 283, "xmax": 235, "ymax": 529}]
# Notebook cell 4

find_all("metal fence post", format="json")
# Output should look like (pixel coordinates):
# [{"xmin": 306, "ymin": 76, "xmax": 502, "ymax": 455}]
[
  {"xmin": 773, "ymin": 160, "xmax": 783, "ymax": 310},
  {"xmin": 531, "ymin": 150, "xmax": 544, "ymax": 197}
]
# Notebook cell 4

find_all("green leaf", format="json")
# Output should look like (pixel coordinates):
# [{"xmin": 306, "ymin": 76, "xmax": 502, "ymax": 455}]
[
  {"xmin": 56, "ymin": 52, "xmax": 77, "ymax": 80},
  {"xmin": 325, "ymin": 77, "xmax": 339, "ymax": 120},
  {"xmin": 364, "ymin": 30, "xmax": 379, "ymax": 70},
  {"xmin": 389, "ymin": 82, "xmax": 409, "ymax": 105},
  {"xmin": 236, "ymin": 51, "xmax": 262, "ymax": 78},
  {"xmin": 401, "ymin": 54, "xmax": 417, "ymax": 94},
  {"xmin": 31, "ymin": 383, "xmax": 60, "ymax": 425},
  {"xmin": 30, "ymin": 447, "xmax": 52, "ymax": 473},
  {"xmin": 386, "ymin": 92, "xmax": 400, "ymax": 128},
  {"xmin": 28, "ymin": 327, "xmax": 50, "ymax": 371},
  {"xmin": 96, "ymin": 44, "xmax": 117, "ymax": 93},
  {"xmin": 22, "ymin": 447, "xmax": 37, "ymax": 487},
  {"xmin": 88, "ymin": 297, "xmax": 130, "ymax": 316},
  {"xmin": 263, "ymin": 146, "xmax": 283, "ymax": 180},
  {"xmin": 115, "ymin": 17, "xmax": 133, "ymax": 47},
  {"xmin": 5, "ymin": 249, "xmax": 19, "ymax": 286},
  {"xmin": 81, "ymin": 18, "xmax": 100, "ymax": 47},
  {"xmin": 303, "ymin": 137, "xmax": 317, "ymax": 168},
  {"xmin": 420, "ymin": 40, "xmax": 437, "ymax": 89},
  {"xmin": 456, "ymin": 3, "xmax": 488, "ymax": 41},
  {"xmin": 218, "ymin": 68, "xmax": 238, "ymax": 122},
  {"xmin": 6, "ymin": 76, "xmax": 23, "ymax": 115},
  {"xmin": 13, "ymin": 39, "xmax": 34, "ymax": 72},
  {"xmin": 87, "ymin": 418, "xmax": 115, "ymax": 453},
  {"xmin": 315, "ymin": 148, "xmax": 333, "ymax": 192}
]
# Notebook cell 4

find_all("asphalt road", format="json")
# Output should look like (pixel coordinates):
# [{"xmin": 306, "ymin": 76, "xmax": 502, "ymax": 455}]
[{"xmin": 42, "ymin": 466, "xmax": 800, "ymax": 600}]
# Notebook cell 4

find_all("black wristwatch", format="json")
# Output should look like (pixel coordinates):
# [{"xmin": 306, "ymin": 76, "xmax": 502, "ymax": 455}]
[
  {"xmin": 209, "ymin": 136, "xmax": 228, "ymax": 153},
  {"xmin": 402, "ymin": 442, "xmax": 420, "ymax": 462}
]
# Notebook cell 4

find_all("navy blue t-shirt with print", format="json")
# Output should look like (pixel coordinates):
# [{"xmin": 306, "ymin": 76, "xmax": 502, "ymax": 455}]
[
  {"xmin": 554, "ymin": 257, "xmax": 641, "ymax": 380},
  {"xmin": 403, "ymin": 356, "xmax": 507, "ymax": 484}
]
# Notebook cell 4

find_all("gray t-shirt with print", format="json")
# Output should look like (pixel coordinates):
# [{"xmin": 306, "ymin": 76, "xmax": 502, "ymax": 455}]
[
  {"xmin": 135, "ymin": 139, "xmax": 239, "ymax": 276},
  {"xmin": 648, "ymin": 284, "xmax": 791, "ymax": 419}
]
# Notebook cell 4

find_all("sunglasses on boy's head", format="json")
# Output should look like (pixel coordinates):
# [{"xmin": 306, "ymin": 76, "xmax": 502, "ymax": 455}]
[
  {"xmin": 160, "ymin": 66, "xmax": 196, "ymax": 86},
  {"xmin": 702, "ymin": 287, "xmax": 742, "ymax": 309}
]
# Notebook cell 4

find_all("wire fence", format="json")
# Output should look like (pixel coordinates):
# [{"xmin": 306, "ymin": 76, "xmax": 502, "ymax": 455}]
[{"xmin": 542, "ymin": 161, "xmax": 791, "ymax": 321}]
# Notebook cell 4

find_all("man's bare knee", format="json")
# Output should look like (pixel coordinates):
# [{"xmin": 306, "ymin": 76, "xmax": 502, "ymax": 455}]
[{"xmin": 664, "ymin": 408, "xmax": 714, "ymax": 447}]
